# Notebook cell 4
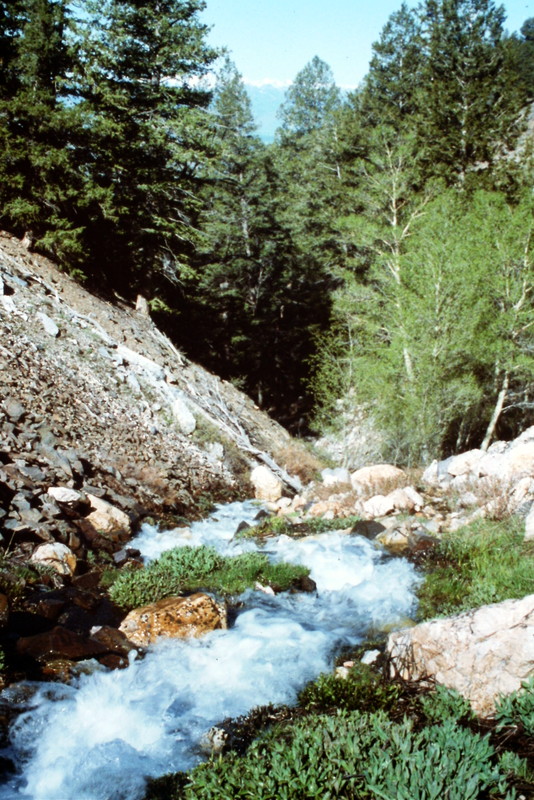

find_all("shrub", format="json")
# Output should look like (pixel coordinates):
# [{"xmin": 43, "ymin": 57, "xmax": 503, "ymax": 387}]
[
  {"xmin": 157, "ymin": 711, "xmax": 514, "ymax": 800},
  {"xmin": 298, "ymin": 663, "xmax": 400, "ymax": 713},
  {"xmin": 495, "ymin": 676, "xmax": 534, "ymax": 736},
  {"xmin": 247, "ymin": 514, "xmax": 362, "ymax": 541},
  {"xmin": 109, "ymin": 546, "xmax": 310, "ymax": 610},
  {"xmin": 418, "ymin": 685, "xmax": 474, "ymax": 724},
  {"xmin": 417, "ymin": 517, "xmax": 534, "ymax": 619}
]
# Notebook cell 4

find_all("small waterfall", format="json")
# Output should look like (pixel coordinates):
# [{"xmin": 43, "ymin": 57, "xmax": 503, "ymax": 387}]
[{"xmin": 0, "ymin": 502, "xmax": 419, "ymax": 800}]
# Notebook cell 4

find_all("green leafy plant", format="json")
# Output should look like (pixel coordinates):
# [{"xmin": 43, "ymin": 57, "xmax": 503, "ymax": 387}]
[
  {"xmin": 148, "ymin": 711, "xmax": 514, "ymax": 800},
  {"xmin": 298, "ymin": 662, "xmax": 400, "ymax": 712},
  {"xmin": 495, "ymin": 676, "xmax": 534, "ymax": 736},
  {"xmin": 109, "ymin": 546, "xmax": 310, "ymax": 609},
  {"xmin": 418, "ymin": 684, "xmax": 474, "ymax": 723}
]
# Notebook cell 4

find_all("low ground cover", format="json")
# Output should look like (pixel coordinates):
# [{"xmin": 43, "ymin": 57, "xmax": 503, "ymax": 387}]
[
  {"xmin": 108, "ymin": 545, "xmax": 310, "ymax": 609},
  {"xmin": 416, "ymin": 516, "xmax": 534, "ymax": 619}
]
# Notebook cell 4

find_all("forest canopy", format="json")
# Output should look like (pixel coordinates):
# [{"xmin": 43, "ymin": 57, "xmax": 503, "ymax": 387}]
[{"xmin": 0, "ymin": 0, "xmax": 533, "ymax": 461}]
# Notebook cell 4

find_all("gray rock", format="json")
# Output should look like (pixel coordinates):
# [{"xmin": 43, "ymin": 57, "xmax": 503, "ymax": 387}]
[
  {"xmin": 36, "ymin": 312, "xmax": 60, "ymax": 337},
  {"xmin": 4, "ymin": 398, "xmax": 26, "ymax": 422}
]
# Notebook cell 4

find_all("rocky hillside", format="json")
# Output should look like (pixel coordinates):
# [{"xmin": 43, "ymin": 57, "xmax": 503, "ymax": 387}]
[{"xmin": 0, "ymin": 231, "xmax": 319, "ymax": 561}]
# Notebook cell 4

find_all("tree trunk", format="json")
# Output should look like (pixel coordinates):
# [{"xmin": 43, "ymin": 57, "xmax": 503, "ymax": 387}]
[{"xmin": 481, "ymin": 372, "xmax": 509, "ymax": 451}]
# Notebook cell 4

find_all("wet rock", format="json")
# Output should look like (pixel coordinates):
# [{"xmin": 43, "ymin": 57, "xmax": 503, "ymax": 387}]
[
  {"xmin": 89, "ymin": 625, "xmax": 135, "ymax": 658},
  {"xmin": 387, "ymin": 593, "xmax": 534, "ymax": 717},
  {"xmin": 0, "ymin": 594, "xmax": 8, "ymax": 627},
  {"xmin": 119, "ymin": 593, "xmax": 227, "ymax": 647},
  {"xmin": 351, "ymin": 520, "xmax": 387, "ymax": 539},
  {"xmin": 16, "ymin": 626, "xmax": 110, "ymax": 662},
  {"xmin": 250, "ymin": 465, "xmax": 283, "ymax": 503},
  {"xmin": 31, "ymin": 543, "xmax": 76, "ymax": 577}
]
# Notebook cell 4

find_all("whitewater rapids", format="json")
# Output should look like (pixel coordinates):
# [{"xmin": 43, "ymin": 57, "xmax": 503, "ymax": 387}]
[{"xmin": 0, "ymin": 501, "xmax": 419, "ymax": 800}]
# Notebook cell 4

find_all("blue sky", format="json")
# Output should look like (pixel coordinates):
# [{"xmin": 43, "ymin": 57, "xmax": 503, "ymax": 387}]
[{"xmin": 201, "ymin": 0, "xmax": 533, "ymax": 88}]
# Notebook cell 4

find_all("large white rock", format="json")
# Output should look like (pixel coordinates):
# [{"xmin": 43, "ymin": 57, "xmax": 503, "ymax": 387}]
[
  {"xmin": 362, "ymin": 494, "xmax": 396, "ymax": 518},
  {"xmin": 351, "ymin": 464, "xmax": 405, "ymax": 493},
  {"xmin": 446, "ymin": 449, "xmax": 483, "ymax": 477},
  {"xmin": 386, "ymin": 486, "xmax": 425, "ymax": 513},
  {"xmin": 250, "ymin": 465, "xmax": 283, "ymax": 502},
  {"xmin": 387, "ymin": 594, "xmax": 534, "ymax": 717},
  {"xmin": 31, "ymin": 543, "xmax": 76, "ymax": 576}
]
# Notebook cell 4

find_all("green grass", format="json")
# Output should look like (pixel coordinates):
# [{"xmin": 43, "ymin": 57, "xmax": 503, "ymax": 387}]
[
  {"xmin": 240, "ymin": 514, "xmax": 362, "ymax": 540},
  {"xmin": 109, "ymin": 545, "xmax": 310, "ymax": 610},
  {"xmin": 417, "ymin": 516, "xmax": 534, "ymax": 619}
]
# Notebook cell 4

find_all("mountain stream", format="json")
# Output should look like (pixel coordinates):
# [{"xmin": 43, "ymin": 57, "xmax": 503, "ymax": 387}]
[{"xmin": 0, "ymin": 501, "xmax": 419, "ymax": 800}]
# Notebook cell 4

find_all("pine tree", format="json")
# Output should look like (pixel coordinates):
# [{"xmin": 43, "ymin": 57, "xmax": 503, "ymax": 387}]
[
  {"xmin": 73, "ymin": 0, "xmax": 216, "ymax": 292},
  {"xmin": 0, "ymin": 0, "xmax": 84, "ymax": 261},
  {"xmin": 417, "ymin": 0, "xmax": 524, "ymax": 187}
]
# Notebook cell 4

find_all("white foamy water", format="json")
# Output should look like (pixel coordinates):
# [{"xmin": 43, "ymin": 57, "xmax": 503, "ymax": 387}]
[{"xmin": 0, "ymin": 502, "xmax": 419, "ymax": 800}]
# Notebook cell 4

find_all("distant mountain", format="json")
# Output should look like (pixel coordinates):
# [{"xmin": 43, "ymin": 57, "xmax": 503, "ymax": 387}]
[{"xmin": 245, "ymin": 83, "xmax": 287, "ymax": 143}]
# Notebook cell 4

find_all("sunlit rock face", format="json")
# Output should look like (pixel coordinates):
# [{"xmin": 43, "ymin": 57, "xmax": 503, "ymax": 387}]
[
  {"xmin": 119, "ymin": 594, "xmax": 227, "ymax": 646},
  {"xmin": 387, "ymin": 593, "xmax": 534, "ymax": 717}
]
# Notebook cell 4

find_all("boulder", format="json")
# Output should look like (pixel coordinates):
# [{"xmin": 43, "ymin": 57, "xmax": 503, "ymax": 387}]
[
  {"xmin": 387, "ymin": 593, "xmax": 534, "ymax": 717},
  {"xmin": 362, "ymin": 494, "xmax": 396, "ymax": 518},
  {"xmin": 85, "ymin": 494, "xmax": 131, "ymax": 540},
  {"xmin": 31, "ymin": 543, "xmax": 76, "ymax": 576},
  {"xmin": 36, "ymin": 312, "xmax": 59, "ymax": 338},
  {"xmin": 385, "ymin": 486, "xmax": 425, "ymax": 513},
  {"xmin": 16, "ymin": 626, "xmax": 109, "ymax": 662},
  {"xmin": 446, "ymin": 449, "xmax": 483, "ymax": 477},
  {"xmin": 250, "ymin": 465, "xmax": 283, "ymax": 503},
  {"xmin": 119, "ymin": 593, "xmax": 227, "ymax": 647},
  {"xmin": 351, "ymin": 464, "xmax": 405, "ymax": 493}
]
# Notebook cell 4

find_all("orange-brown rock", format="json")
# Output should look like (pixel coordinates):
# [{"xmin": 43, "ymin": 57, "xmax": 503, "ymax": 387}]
[{"xmin": 119, "ymin": 593, "xmax": 227, "ymax": 647}]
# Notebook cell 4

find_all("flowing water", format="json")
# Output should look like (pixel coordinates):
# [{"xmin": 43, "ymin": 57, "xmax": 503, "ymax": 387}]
[{"xmin": 0, "ymin": 501, "xmax": 419, "ymax": 800}]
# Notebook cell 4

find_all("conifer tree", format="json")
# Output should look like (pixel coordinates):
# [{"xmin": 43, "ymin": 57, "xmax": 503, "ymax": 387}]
[
  {"xmin": 74, "ymin": 0, "xmax": 216, "ymax": 291},
  {"xmin": 417, "ymin": 0, "xmax": 524, "ymax": 186}
]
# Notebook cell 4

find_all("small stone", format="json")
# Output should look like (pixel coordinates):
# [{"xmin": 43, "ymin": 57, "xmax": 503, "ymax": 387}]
[
  {"xmin": 172, "ymin": 396, "xmax": 196, "ymax": 435},
  {"xmin": 3, "ymin": 398, "xmax": 25, "ymax": 422}
]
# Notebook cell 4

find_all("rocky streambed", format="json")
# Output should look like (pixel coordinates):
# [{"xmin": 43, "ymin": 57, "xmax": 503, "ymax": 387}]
[{"xmin": 0, "ymin": 501, "xmax": 419, "ymax": 800}]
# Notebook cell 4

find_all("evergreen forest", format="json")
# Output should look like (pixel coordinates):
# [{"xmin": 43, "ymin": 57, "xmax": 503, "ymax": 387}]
[{"xmin": 1, "ymin": 0, "xmax": 534, "ymax": 464}]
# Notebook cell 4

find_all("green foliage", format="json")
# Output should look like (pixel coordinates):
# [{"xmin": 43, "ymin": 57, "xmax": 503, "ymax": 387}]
[
  {"xmin": 418, "ymin": 685, "xmax": 475, "ymax": 723},
  {"xmin": 109, "ymin": 545, "xmax": 310, "ymax": 609},
  {"xmin": 314, "ymin": 189, "xmax": 534, "ymax": 463},
  {"xmin": 159, "ymin": 711, "xmax": 513, "ymax": 800},
  {"xmin": 495, "ymin": 676, "xmax": 534, "ymax": 736},
  {"xmin": 417, "ymin": 517, "xmax": 534, "ymax": 619},
  {"xmin": 0, "ymin": 646, "xmax": 6, "ymax": 671},
  {"xmin": 244, "ymin": 514, "xmax": 362, "ymax": 541},
  {"xmin": 298, "ymin": 663, "xmax": 400, "ymax": 713}
]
